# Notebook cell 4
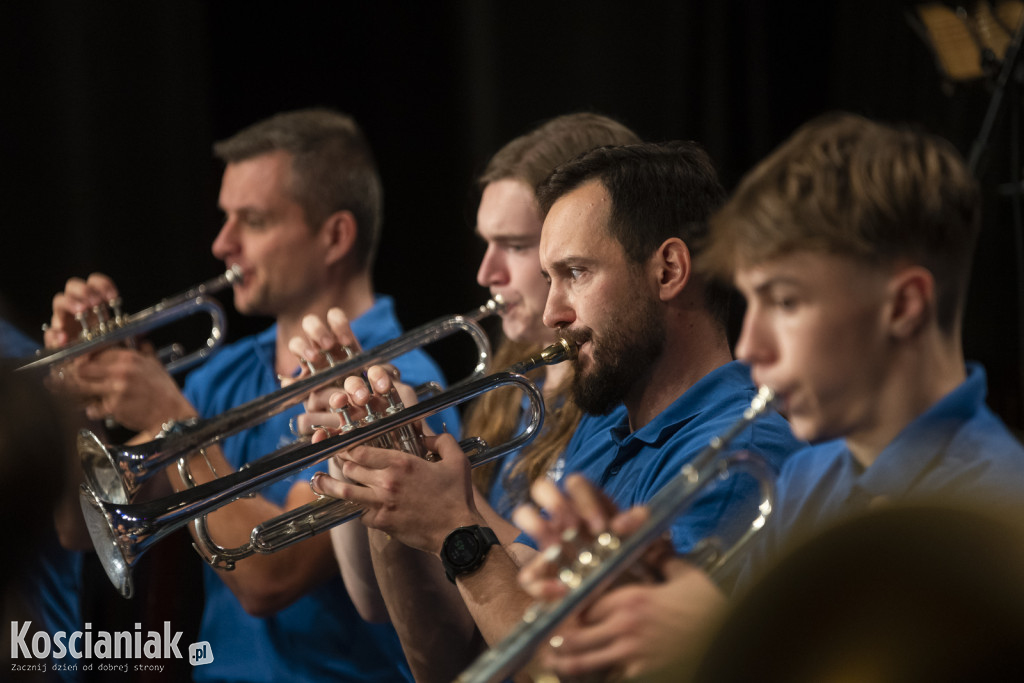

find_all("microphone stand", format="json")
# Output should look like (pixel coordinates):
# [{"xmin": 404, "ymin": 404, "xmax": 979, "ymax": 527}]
[
  {"xmin": 967, "ymin": 6, "xmax": 1024, "ymax": 177},
  {"xmin": 967, "ymin": 8, "xmax": 1024, "ymax": 429}
]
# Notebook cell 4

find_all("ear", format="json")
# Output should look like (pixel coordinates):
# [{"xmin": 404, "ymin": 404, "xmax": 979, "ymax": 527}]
[
  {"xmin": 319, "ymin": 210, "xmax": 358, "ymax": 267},
  {"xmin": 886, "ymin": 265, "xmax": 934, "ymax": 339},
  {"xmin": 650, "ymin": 238, "xmax": 691, "ymax": 301}
]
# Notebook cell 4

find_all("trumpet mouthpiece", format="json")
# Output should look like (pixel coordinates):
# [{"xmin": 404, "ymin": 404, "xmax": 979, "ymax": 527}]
[
  {"xmin": 470, "ymin": 295, "xmax": 507, "ymax": 321},
  {"xmin": 537, "ymin": 337, "xmax": 577, "ymax": 366},
  {"xmin": 487, "ymin": 295, "xmax": 507, "ymax": 314}
]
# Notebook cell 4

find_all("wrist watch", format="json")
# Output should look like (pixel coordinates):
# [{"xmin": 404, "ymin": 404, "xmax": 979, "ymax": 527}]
[{"xmin": 440, "ymin": 525, "xmax": 499, "ymax": 583}]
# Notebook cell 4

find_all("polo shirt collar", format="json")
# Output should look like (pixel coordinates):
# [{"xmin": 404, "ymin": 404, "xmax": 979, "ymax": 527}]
[
  {"xmin": 849, "ymin": 362, "xmax": 986, "ymax": 502},
  {"xmin": 608, "ymin": 360, "xmax": 752, "ymax": 450}
]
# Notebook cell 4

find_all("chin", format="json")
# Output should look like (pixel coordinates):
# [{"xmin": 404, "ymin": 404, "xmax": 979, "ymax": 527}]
[
  {"xmin": 786, "ymin": 416, "xmax": 819, "ymax": 444},
  {"xmin": 501, "ymin": 320, "xmax": 525, "ymax": 343}
]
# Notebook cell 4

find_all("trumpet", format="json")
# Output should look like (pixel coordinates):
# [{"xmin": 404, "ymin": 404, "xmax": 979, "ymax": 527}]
[
  {"xmin": 232, "ymin": 339, "xmax": 575, "ymax": 566},
  {"xmin": 17, "ymin": 266, "xmax": 242, "ymax": 375},
  {"xmin": 78, "ymin": 298, "xmax": 502, "ymax": 505},
  {"xmin": 80, "ymin": 338, "xmax": 575, "ymax": 599},
  {"xmin": 455, "ymin": 386, "xmax": 778, "ymax": 683}
]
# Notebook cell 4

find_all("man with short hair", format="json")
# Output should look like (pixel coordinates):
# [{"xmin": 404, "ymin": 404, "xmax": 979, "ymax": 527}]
[
  {"xmin": 48, "ymin": 108, "xmax": 457, "ymax": 682},
  {"xmin": 316, "ymin": 141, "xmax": 799, "ymax": 677},
  {"xmin": 514, "ymin": 113, "xmax": 1024, "ymax": 681}
]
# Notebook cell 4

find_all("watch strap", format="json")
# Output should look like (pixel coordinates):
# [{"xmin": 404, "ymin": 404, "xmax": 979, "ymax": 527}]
[{"xmin": 441, "ymin": 525, "xmax": 499, "ymax": 583}]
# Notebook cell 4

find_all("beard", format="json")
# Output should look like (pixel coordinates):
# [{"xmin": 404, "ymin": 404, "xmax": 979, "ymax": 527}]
[{"xmin": 563, "ymin": 295, "xmax": 665, "ymax": 415}]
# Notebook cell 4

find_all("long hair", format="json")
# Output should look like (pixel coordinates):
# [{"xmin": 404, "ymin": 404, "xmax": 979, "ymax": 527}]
[
  {"xmin": 467, "ymin": 113, "xmax": 640, "ymax": 508},
  {"xmin": 466, "ymin": 339, "xmax": 583, "ymax": 507}
]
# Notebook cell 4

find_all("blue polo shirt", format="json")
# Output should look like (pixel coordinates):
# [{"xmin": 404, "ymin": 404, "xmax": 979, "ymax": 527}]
[
  {"xmin": 735, "ymin": 363, "xmax": 1024, "ymax": 591},
  {"xmin": 558, "ymin": 361, "xmax": 802, "ymax": 556},
  {"xmin": 486, "ymin": 403, "xmax": 629, "ymax": 521},
  {"xmin": 184, "ymin": 295, "xmax": 459, "ymax": 683}
]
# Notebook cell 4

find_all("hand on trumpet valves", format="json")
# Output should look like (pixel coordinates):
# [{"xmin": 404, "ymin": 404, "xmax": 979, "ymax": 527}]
[
  {"xmin": 512, "ymin": 474, "xmax": 639, "ymax": 602},
  {"xmin": 513, "ymin": 474, "xmax": 725, "ymax": 680},
  {"xmin": 531, "ymin": 555, "xmax": 723, "ymax": 681},
  {"xmin": 284, "ymin": 307, "xmax": 363, "ymax": 436},
  {"xmin": 284, "ymin": 307, "xmax": 362, "ymax": 382},
  {"xmin": 313, "ymin": 431, "xmax": 482, "ymax": 555},
  {"xmin": 46, "ymin": 272, "xmax": 122, "ymax": 348}
]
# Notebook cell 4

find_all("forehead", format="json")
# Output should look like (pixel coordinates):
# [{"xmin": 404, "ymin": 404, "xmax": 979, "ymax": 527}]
[
  {"xmin": 734, "ymin": 250, "xmax": 884, "ymax": 295},
  {"xmin": 539, "ymin": 180, "xmax": 618, "ymax": 268},
  {"xmin": 219, "ymin": 149, "xmax": 294, "ymax": 207},
  {"xmin": 477, "ymin": 179, "xmax": 542, "ymax": 239}
]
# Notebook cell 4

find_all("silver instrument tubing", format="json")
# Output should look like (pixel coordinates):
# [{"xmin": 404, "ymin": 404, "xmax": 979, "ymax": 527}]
[
  {"xmin": 455, "ymin": 386, "xmax": 777, "ymax": 683},
  {"xmin": 78, "ymin": 298, "xmax": 502, "ymax": 505},
  {"xmin": 18, "ymin": 265, "xmax": 242, "ymax": 374},
  {"xmin": 81, "ymin": 339, "xmax": 572, "ymax": 599}
]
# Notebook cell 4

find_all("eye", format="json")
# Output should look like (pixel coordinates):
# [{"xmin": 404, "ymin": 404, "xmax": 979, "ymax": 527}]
[
  {"xmin": 772, "ymin": 295, "xmax": 798, "ymax": 311},
  {"xmin": 568, "ymin": 267, "xmax": 584, "ymax": 281}
]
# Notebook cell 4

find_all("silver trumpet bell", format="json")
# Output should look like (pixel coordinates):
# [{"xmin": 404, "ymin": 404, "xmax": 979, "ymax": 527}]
[
  {"xmin": 80, "ymin": 337, "xmax": 574, "ymax": 599},
  {"xmin": 18, "ymin": 265, "xmax": 242, "ymax": 375},
  {"xmin": 78, "ymin": 298, "xmax": 503, "ymax": 505}
]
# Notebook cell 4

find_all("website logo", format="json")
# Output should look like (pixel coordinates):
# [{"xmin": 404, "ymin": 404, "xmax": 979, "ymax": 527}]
[
  {"xmin": 188, "ymin": 641, "xmax": 214, "ymax": 667},
  {"xmin": 9, "ymin": 621, "xmax": 213, "ymax": 675}
]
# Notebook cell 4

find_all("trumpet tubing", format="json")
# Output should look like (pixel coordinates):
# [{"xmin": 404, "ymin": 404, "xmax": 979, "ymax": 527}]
[
  {"xmin": 79, "ymin": 299, "xmax": 502, "ymax": 505},
  {"xmin": 246, "ymin": 436, "xmax": 488, "ymax": 557},
  {"xmin": 455, "ymin": 387, "xmax": 778, "ymax": 683},
  {"xmin": 18, "ymin": 266, "xmax": 242, "ymax": 375},
  {"xmin": 80, "ymin": 337, "xmax": 575, "ymax": 599}
]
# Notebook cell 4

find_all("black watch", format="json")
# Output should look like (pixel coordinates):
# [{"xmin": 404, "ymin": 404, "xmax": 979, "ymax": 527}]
[{"xmin": 440, "ymin": 525, "xmax": 499, "ymax": 583}]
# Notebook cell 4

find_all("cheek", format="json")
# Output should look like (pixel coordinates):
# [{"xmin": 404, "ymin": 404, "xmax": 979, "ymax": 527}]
[{"xmin": 799, "ymin": 314, "xmax": 879, "ymax": 399}]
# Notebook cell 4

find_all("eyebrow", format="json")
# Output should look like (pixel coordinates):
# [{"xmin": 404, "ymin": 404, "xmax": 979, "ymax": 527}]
[
  {"xmin": 474, "ymin": 226, "xmax": 538, "ymax": 243},
  {"xmin": 544, "ymin": 254, "xmax": 597, "ymax": 274},
  {"xmin": 748, "ymin": 274, "xmax": 805, "ymax": 295}
]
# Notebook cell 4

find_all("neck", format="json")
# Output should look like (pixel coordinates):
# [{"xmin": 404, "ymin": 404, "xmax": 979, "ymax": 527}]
[
  {"xmin": 272, "ymin": 270, "xmax": 376, "ymax": 378},
  {"xmin": 845, "ymin": 331, "xmax": 966, "ymax": 468},
  {"xmin": 624, "ymin": 310, "xmax": 733, "ymax": 431}
]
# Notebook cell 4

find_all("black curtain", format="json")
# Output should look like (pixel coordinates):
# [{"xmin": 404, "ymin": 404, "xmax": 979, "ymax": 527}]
[{"xmin": 3, "ymin": 0, "xmax": 1019, "ymax": 426}]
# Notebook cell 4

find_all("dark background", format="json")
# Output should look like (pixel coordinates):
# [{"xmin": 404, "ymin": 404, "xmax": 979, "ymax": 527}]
[
  {"xmin": 2, "ymin": 2, "xmax": 1023, "ymax": 680},
  {"xmin": 2, "ymin": 0, "xmax": 1021, "ymax": 429}
]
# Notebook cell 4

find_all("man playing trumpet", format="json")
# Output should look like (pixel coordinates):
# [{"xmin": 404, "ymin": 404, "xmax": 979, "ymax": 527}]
[
  {"xmin": 298, "ymin": 139, "xmax": 801, "ymax": 680},
  {"xmin": 512, "ymin": 113, "xmax": 1024, "ymax": 681},
  {"xmin": 46, "ymin": 109, "xmax": 456, "ymax": 682},
  {"xmin": 289, "ymin": 112, "xmax": 642, "ymax": 681}
]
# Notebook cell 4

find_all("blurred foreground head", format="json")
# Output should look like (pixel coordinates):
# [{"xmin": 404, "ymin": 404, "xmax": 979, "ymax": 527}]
[
  {"xmin": 0, "ymin": 361, "xmax": 76, "ymax": 588},
  {"xmin": 690, "ymin": 502, "xmax": 1024, "ymax": 682}
]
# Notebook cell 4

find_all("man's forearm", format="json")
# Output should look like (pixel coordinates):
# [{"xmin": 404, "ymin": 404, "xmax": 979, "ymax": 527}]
[{"xmin": 370, "ymin": 530, "xmax": 483, "ymax": 683}]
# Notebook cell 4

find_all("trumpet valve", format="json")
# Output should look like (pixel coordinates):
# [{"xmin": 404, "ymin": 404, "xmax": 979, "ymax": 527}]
[
  {"xmin": 94, "ymin": 304, "xmax": 113, "ymax": 335},
  {"xmin": 75, "ymin": 311, "xmax": 90, "ymax": 340},
  {"xmin": 383, "ymin": 388, "xmax": 403, "ymax": 415},
  {"xmin": 332, "ymin": 405, "xmax": 356, "ymax": 432},
  {"xmin": 110, "ymin": 297, "xmax": 125, "ymax": 327}
]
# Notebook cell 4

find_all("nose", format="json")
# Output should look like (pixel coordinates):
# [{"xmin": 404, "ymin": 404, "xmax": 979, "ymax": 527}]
[
  {"xmin": 211, "ymin": 217, "xmax": 239, "ymax": 262},
  {"xmin": 734, "ymin": 304, "xmax": 774, "ymax": 368},
  {"xmin": 476, "ymin": 244, "xmax": 508, "ymax": 288},
  {"xmin": 542, "ymin": 281, "xmax": 575, "ymax": 330}
]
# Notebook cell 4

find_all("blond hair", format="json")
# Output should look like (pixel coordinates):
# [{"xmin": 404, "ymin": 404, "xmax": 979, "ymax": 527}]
[{"xmin": 704, "ymin": 112, "xmax": 980, "ymax": 333}]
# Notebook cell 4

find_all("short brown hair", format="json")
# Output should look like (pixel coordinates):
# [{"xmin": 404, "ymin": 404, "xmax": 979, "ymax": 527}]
[
  {"xmin": 536, "ymin": 141, "xmax": 730, "ymax": 327},
  {"xmin": 704, "ymin": 112, "xmax": 980, "ymax": 332},
  {"xmin": 213, "ymin": 108, "xmax": 383, "ymax": 270},
  {"xmin": 479, "ymin": 112, "xmax": 641, "ymax": 190}
]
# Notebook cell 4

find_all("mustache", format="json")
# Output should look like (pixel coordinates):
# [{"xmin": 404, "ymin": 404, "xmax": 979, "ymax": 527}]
[{"xmin": 558, "ymin": 326, "xmax": 592, "ymax": 350}]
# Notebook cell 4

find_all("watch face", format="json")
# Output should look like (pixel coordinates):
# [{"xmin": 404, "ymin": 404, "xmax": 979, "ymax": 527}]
[{"xmin": 446, "ymin": 530, "xmax": 481, "ymax": 568}]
